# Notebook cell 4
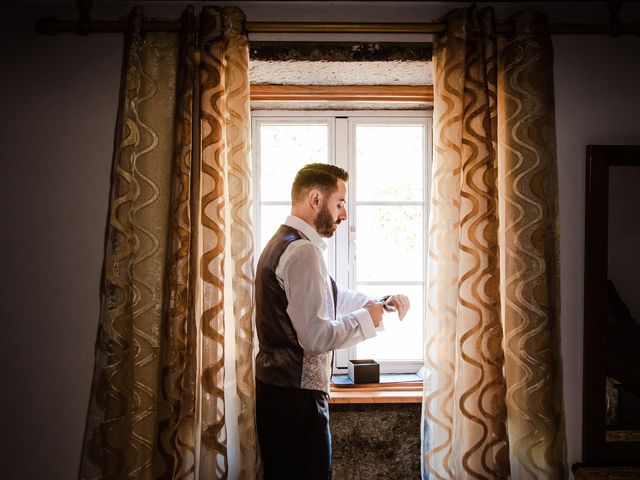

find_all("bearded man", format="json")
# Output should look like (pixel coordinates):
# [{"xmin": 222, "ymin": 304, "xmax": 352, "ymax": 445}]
[{"xmin": 254, "ymin": 162, "xmax": 410, "ymax": 480}]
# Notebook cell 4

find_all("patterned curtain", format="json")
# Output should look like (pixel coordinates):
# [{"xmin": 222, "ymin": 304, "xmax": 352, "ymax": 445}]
[
  {"xmin": 422, "ymin": 7, "xmax": 565, "ymax": 480},
  {"xmin": 79, "ymin": 6, "xmax": 257, "ymax": 479}
]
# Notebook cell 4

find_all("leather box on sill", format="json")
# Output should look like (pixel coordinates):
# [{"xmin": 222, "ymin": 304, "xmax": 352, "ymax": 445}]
[{"xmin": 348, "ymin": 359, "xmax": 380, "ymax": 384}]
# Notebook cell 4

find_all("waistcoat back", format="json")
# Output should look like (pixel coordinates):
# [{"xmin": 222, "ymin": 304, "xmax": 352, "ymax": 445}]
[{"xmin": 255, "ymin": 224, "xmax": 337, "ymax": 393}]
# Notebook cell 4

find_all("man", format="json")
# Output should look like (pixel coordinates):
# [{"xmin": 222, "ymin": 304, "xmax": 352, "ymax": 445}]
[{"xmin": 255, "ymin": 163, "xmax": 410, "ymax": 479}]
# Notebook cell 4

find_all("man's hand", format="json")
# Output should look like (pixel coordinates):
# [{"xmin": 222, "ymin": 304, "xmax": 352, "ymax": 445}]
[
  {"xmin": 364, "ymin": 300, "xmax": 384, "ymax": 328},
  {"xmin": 383, "ymin": 294, "xmax": 411, "ymax": 320}
]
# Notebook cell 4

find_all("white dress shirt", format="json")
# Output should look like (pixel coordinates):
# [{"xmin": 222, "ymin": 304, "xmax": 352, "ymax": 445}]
[{"xmin": 275, "ymin": 215, "xmax": 378, "ymax": 356}]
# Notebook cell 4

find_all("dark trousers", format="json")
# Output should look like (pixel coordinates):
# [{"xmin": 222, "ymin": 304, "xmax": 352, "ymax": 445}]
[{"xmin": 256, "ymin": 379, "xmax": 332, "ymax": 480}]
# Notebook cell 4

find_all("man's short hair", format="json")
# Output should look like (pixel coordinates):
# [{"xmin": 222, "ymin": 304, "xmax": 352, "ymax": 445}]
[{"xmin": 291, "ymin": 163, "xmax": 349, "ymax": 203}]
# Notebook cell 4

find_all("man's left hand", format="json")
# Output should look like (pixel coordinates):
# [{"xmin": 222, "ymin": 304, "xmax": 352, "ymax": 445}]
[{"xmin": 383, "ymin": 294, "xmax": 411, "ymax": 321}]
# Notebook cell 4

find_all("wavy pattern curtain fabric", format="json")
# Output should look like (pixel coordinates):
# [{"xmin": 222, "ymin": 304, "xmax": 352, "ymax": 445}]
[
  {"xmin": 79, "ymin": 7, "xmax": 256, "ymax": 479},
  {"xmin": 422, "ymin": 7, "xmax": 565, "ymax": 480}
]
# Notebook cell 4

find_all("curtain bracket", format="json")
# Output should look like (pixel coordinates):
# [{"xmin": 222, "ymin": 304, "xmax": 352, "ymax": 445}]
[
  {"xmin": 76, "ymin": 0, "xmax": 93, "ymax": 36},
  {"xmin": 608, "ymin": 0, "xmax": 624, "ymax": 37}
]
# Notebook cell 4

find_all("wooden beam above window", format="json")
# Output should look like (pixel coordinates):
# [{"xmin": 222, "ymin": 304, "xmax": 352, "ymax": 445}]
[{"xmin": 250, "ymin": 85, "xmax": 434, "ymax": 103}]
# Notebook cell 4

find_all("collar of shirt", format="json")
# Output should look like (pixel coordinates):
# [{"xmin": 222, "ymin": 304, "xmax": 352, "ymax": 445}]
[{"xmin": 284, "ymin": 215, "xmax": 327, "ymax": 252}]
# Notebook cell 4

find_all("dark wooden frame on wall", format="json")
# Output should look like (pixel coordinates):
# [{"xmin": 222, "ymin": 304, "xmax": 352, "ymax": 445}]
[{"xmin": 583, "ymin": 145, "xmax": 640, "ymax": 465}]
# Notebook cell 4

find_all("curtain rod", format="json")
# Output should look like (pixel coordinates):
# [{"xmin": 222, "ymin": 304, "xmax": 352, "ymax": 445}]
[
  {"xmin": 34, "ymin": 0, "xmax": 639, "ymax": 36},
  {"xmin": 35, "ymin": 19, "xmax": 640, "ymax": 36}
]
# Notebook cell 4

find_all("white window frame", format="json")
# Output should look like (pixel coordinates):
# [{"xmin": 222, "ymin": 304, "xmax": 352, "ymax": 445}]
[
  {"xmin": 252, "ymin": 115, "xmax": 338, "ymax": 274},
  {"xmin": 251, "ymin": 110, "xmax": 432, "ymax": 374}
]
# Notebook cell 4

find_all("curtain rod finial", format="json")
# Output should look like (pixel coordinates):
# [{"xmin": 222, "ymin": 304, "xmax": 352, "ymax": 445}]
[{"xmin": 34, "ymin": 17, "xmax": 56, "ymax": 35}]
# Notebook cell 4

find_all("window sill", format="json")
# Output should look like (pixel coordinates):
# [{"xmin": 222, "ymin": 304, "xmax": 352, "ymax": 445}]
[{"xmin": 329, "ymin": 374, "xmax": 423, "ymax": 404}]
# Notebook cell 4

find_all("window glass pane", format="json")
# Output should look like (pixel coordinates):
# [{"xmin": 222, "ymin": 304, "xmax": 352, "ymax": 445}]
[
  {"xmin": 355, "ymin": 205, "xmax": 424, "ymax": 282},
  {"xmin": 355, "ymin": 124, "xmax": 424, "ymax": 202},
  {"xmin": 254, "ymin": 115, "xmax": 428, "ymax": 368},
  {"xmin": 355, "ymin": 284, "xmax": 424, "ymax": 361},
  {"xmin": 259, "ymin": 205, "xmax": 291, "ymax": 252},
  {"xmin": 260, "ymin": 124, "xmax": 329, "ymax": 202}
]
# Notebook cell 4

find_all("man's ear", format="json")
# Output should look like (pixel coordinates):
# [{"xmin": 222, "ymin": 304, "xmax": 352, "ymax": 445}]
[{"xmin": 308, "ymin": 189, "xmax": 321, "ymax": 210}]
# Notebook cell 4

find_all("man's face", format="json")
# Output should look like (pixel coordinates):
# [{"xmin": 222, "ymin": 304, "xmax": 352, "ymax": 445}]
[{"xmin": 314, "ymin": 179, "xmax": 348, "ymax": 238}]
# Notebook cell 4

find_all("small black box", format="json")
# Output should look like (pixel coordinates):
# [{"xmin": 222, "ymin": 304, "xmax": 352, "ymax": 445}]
[{"xmin": 348, "ymin": 359, "xmax": 380, "ymax": 384}]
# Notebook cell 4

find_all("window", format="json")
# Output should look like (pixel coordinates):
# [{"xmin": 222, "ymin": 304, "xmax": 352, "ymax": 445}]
[{"xmin": 252, "ymin": 111, "xmax": 432, "ymax": 374}]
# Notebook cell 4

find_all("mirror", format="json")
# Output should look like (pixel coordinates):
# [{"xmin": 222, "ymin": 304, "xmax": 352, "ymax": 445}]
[{"xmin": 583, "ymin": 145, "xmax": 640, "ymax": 464}]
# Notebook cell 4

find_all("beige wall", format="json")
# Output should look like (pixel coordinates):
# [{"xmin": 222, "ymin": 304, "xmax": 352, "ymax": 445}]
[
  {"xmin": 1, "ymin": 2, "xmax": 639, "ymax": 479},
  {"xmin": 1, "ymin": 6, "xmax": 121, "ymax": 480},
  {"xmin": 553, "ymin": 33, "xmax": 640, "ymax": 473}
]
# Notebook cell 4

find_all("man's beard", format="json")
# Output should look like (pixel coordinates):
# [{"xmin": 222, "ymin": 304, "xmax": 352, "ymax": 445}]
[{"xmin": 315, "ymin": 203, "xmax": 340, "ymax": 238}]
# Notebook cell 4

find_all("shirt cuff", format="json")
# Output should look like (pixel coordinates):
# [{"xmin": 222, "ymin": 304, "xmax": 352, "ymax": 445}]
[{"xmin": 352, "ymin": 308, "xmax": 377, "ymax": 340}]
